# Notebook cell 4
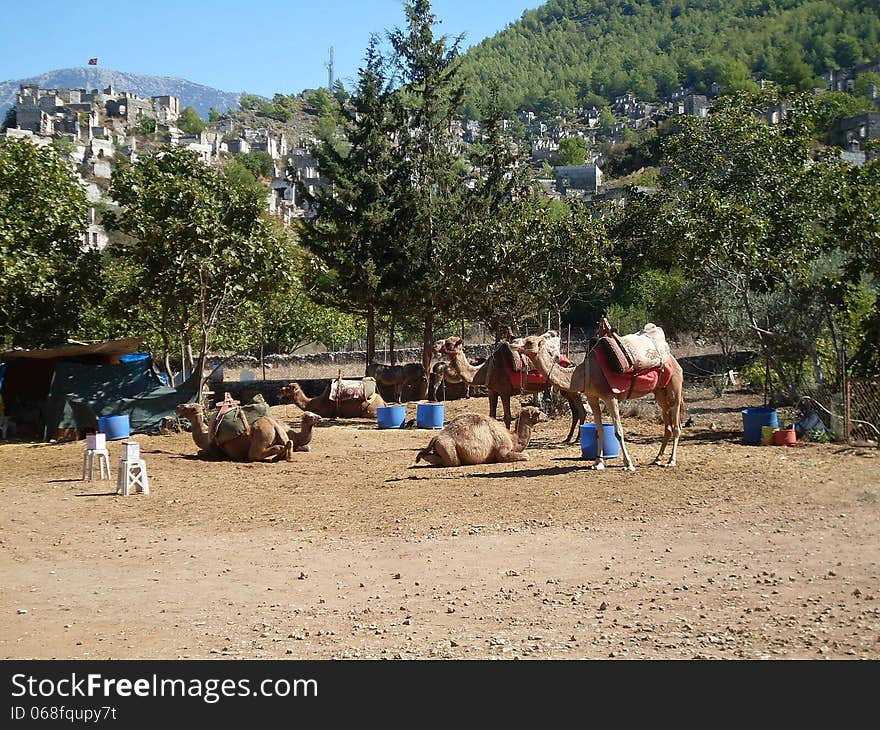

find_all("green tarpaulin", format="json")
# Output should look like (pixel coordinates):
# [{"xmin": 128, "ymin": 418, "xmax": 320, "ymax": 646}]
[{"xmin": 46, "ymin": 358, "xmax": 199, "ymax": 435}]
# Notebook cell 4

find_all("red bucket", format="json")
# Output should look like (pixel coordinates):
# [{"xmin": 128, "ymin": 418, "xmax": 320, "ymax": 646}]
[{"xmin": 774, "ymin": 428, "xmax": 796, "ymax": 446}]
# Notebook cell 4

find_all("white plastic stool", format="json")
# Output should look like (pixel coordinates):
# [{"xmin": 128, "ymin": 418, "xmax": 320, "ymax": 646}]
[
  {"xmin": 116, "ymin": 459, "xmax": 149, "ymax": 495},
  {"xmin": 82, "ymin": 432, "xmax": 112, "ymax": 481}
]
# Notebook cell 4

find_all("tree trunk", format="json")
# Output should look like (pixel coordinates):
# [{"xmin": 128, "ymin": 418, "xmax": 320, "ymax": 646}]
[
  {"xmin": 389, "ymin": 316, "xmax": 396, "ymax": 366},
  {"xmin": 366, "ymin": 306, "xmax": 376, "ymax": 372},
  {"xmin": 421, "ymin": 314, "xmax": 433, "ymax": 401}
]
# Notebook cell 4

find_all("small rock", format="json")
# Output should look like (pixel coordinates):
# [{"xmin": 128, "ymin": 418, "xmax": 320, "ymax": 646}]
[
  {"xmin": 599, "ymin": 601, "xmax": 608, "ymax": 611},
  {"xmin": 17, "ymin": 609, "xmax": 27, "ymax": 615}
]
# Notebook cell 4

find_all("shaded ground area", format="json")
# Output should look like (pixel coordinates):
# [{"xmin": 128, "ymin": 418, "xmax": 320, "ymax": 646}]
[{"xmin": 1, "ymin": 387, "xmax": 878, "ymax": 659}]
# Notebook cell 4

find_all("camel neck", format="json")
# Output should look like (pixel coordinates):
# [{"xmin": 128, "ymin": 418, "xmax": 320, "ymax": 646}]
[
  {"xmin": 513, "ymin": 420, "xmax": 532, "ymax": 451},
  {"xmin": 448, "ymin": 349, "xmax": 484, "ymax": 384},
  {"xmin": 534, "ymin": 350, "xmax": 575, "ymax": 391}
]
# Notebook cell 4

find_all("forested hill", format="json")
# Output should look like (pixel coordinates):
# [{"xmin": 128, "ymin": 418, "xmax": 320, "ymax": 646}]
[{"xmin": 458, "ymin": 0, "xmax": 880, "ymax": 116}]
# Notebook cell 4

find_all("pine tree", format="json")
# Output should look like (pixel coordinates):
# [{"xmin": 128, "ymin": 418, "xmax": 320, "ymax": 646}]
[
  {"xmin": 388, "ymin": 0, "xmax": 467, "ymax": 393},
  {"xmin": 296, "ymin": 36, "xmax": 399, "ymax": 366}
]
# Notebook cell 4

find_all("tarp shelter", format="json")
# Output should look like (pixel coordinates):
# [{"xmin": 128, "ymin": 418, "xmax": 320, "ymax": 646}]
[{"xmin": 0, "ymin": 337, "xmax": 198, "ymax": 440}]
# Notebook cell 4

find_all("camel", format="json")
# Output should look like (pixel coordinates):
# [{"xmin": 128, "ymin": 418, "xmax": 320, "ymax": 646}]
[
  {"xmin": 289, "ymin": 411, "xmax": 322, "ymax": 452},
  {"xmin": 514, "ymin": 332, "xmax": 685, "ymax": 471},
  {"xmin": 279, "ymin": 381, "xmax": 385, "ymax": 419},
  {"xmin": 174, "ymin": 402, "xmax": 317, "ymax": 462},
  {"xmin": 430, "ymin": 356, "xmax": 486, "ymax": 401},
  {"xmin": 365, "ymin": 362, "xmax": 427, "ymax": 403},
  {"xmin": 415, "ymin": 406, "xmax": 547, "ymax": 467},
  {"xmin": 435, "ymin": 336, "xmax": 586, "ymax": 443}
]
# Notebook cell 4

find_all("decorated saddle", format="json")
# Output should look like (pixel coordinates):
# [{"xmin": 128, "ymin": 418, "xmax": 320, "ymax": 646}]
[{"xmin": 329, "ymin": 379, "xmax": 367, "ymax": 402}]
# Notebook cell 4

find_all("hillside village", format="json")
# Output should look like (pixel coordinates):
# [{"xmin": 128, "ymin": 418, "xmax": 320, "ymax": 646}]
[{"xmin": 1, "ymin": 56, "xmax": 879, "ymax": 251}]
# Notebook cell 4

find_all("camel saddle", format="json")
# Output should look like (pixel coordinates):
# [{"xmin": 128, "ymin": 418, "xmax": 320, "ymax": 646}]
[
  {"xmin": 329, "ymin": 379, "xmax": 366, "ymax": 402},
  {"xmin": 502, "ymin": 350, "xmax": 570, "ymax": 389},
  {"xmin": 596, "ymin": 323, "xmax": 670, "ymax": 374},
  {"xmin": 211, "ymin": 393, "xmax": 271, "ymax": 446},
  {"xmin": 593, "ymin": 346, "xmax": 674, "ymax": 396}
]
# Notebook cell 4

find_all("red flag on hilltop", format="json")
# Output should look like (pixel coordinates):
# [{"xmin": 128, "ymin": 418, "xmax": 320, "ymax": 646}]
[{"xmin": 88, "ymin": 58, "xmax": 98, "ymax": 65}]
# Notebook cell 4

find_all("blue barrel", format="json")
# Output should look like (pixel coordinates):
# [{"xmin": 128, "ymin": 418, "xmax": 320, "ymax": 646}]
[
  {"xmin": 416, "ymin": 403, "xmax": 445, "ymax": 429},
  {"xmin": 376, "ymin": 405, "xmax": 407, "ymax": 429},
  {"xmin": 742, "ymin": 407, "xmax": 778, "ymax": 445},
  {"xmin": 98, "ymin": 414, "xmax": 130, "ymax": 440},
  {"xmin": 580, "ymin": 423, "xmax": 620, "ymax": 460}
]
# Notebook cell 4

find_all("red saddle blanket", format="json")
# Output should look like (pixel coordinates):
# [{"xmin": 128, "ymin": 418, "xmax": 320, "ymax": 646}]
[
  {"xmin": 504, "ymin": 356, "xmax": 570, "ymax": 389},
  {"xmin": 594, "ymin": 346, "xmax": 674, "ymax": 395}
]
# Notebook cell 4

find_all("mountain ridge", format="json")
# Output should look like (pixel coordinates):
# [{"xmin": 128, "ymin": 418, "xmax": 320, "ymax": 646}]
[{"xmin": 0, "ymin": 67, "xmax": 245, "ymax": 120}]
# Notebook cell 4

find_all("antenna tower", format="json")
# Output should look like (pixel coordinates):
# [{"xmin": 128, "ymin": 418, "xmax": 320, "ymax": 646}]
[{"xmin": 325, "ymin": 46, "xmax": 334, "ymax": 90}]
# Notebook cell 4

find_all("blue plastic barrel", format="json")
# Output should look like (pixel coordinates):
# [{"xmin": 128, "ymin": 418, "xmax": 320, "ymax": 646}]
[
  {"xmin": 376, "ymin": 405, "xmax": 407, "ymax": 429},
  {"xmin": 580, "ymin": 423, "xmax": 620, "ymax": 460},
  {"xmin": 119, "ymin": 353, "xmax": 150, "ymax": 363},
  {"xmin": 741, "ymin": 407, "xmax": 779, "ymax": 445},
  {"xmin": 98, "ymin": 414, "xmax": 130, "ymax": 440},
  {"xmin": 416, "ymin": 403, "xmax": 445, "ymax": 429}
]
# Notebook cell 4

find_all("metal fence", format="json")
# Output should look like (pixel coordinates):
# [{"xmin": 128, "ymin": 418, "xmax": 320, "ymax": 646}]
[{"xmin": 846, "ymin": 378, "xmax": 880, "ymax": 443}]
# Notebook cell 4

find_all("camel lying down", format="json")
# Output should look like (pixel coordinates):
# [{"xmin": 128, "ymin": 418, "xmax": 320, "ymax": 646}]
[{"xmin": 415, "ymin": 406, "xmax": 547, "ymax": 467}]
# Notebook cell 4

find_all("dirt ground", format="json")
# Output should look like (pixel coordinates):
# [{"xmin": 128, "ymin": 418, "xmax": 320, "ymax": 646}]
[{"xmin": 1, "ymin": 386, "xmax": 878, "ymax": 660}]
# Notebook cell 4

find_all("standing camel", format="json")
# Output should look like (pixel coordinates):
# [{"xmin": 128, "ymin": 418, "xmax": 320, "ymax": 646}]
[
  {"xmin": 513, "ymin": 333, "xmax": 685, "ymax": 470},
  {"xmin": 435, "ymin": 336, "xmax": 586, "ymax": 442},
  {"xmin": 365, "ymin": 362, "xmax": 427, "ymax": 403}
]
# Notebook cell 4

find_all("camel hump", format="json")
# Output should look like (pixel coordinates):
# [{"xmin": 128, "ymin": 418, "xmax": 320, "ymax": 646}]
[{"xmin": 494, "ymin": 341, "xmax": 524, "ymax": 373}]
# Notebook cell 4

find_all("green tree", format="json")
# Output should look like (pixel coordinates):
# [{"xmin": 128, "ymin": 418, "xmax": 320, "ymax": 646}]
[
  {"xmin": 0, "ymin": 139, "xmax": 97, "ymax": 348},
  {"xmin": 234, "ymin": 151, "xmax": 275, "ymax": 179},
  {"xmin": 178, "ymin": 106, "xmax": 206, "ymax": 135},
  {"xmin": 769, "ymin": 42, "xmax": 823, "ymax": 92},
  {"xmin": 852, "ymin": 72, "xmax": 880, "ymax": 100},
  {"xmin": 103, "ymin": 146, "xmax": 291, "ymax": 385},
  {"xmin": 553, "ymin": 136, "xmax": 590, "ymax": 166},
  {"xmin": 624, "ymin": 91, "xmax": 846, "ymax": 394},
  {"xmin": 297, "ymin": 36, "xmax": 400, "ymax": 365},
  {"xmin": 388, "ymin": 0, "xmax": 468, "ymax": 389},
  {"xmin": 716, "ymin": 58, "xmax": 760, "ymax": 94}
]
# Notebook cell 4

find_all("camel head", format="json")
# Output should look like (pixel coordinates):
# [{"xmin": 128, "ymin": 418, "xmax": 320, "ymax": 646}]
[
  {"xmin": 517, "ymin": 405, "xmax": 549, "ymax": 427},
  {"xmin": 175, "ymin": 402, "xmax": 204, "ymax": 420},
  {"xmin": 518, "ymin": 334, "xmax": 561, "ymax": 363},
  {"xmin": 278, "ymin": 382, "xmax": 303, "ymax": 403},
  {"xmin": 438, "ymin": 336, "xmax": 464, "ymax": 356},
  {"xmin": 300, "ymin": 411, "xmax": 322, "ymax": 427}
]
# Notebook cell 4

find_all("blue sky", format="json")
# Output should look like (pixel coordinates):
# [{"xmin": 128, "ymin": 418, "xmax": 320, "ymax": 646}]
[{"xmin": 0, "ymin": 1, "xmax": 542, "ymax": 96}]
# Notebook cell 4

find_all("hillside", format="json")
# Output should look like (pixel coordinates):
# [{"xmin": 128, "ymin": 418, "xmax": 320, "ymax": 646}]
[
  {"xmin": 458, "ymin": 0, "xmax": 880, "ymax": 116},
  {"xmin": 0, "ymin": 67, "xmax": 244, "ymax": 120}
]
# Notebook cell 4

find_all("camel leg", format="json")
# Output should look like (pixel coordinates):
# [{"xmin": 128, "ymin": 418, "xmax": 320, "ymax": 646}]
[
  {"xmin": 498, "ymin": 448, "xmax": 529, "ymax": 462},
  {"xmin": 416, "ymin": 435, "xmax": 461, "ymax": 467},
  {"xmin": 665, "ymin": 390, "xmax": 684, "ymax": 467},
  {"xmin": 249, "ymin": 439, "xmax": 288, "ymax": 462},
  {"xmin": 501, "ymin": 394, "xmax": 513, "ymax": 430},
  {"xmin": 652, "ymin": 389, "xmax": 672, "ymax": 465},
  {"xmin": 587, "ymin": 397, "xmax": 605, "ymax": 470},
  {"xmin": 488, "ymin": 391, "xmax": 499, "ymax": 421},
  {"xmin": 564, "ymin": 393, "xmax": 585, "ymax": 444},
  {"xmin": 270, "ymin": 420, "xmax": 295, "ymax": 461},
  {"xmin": 607, "ymin": 397, "xmax": 635, "ymax": 472}
]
